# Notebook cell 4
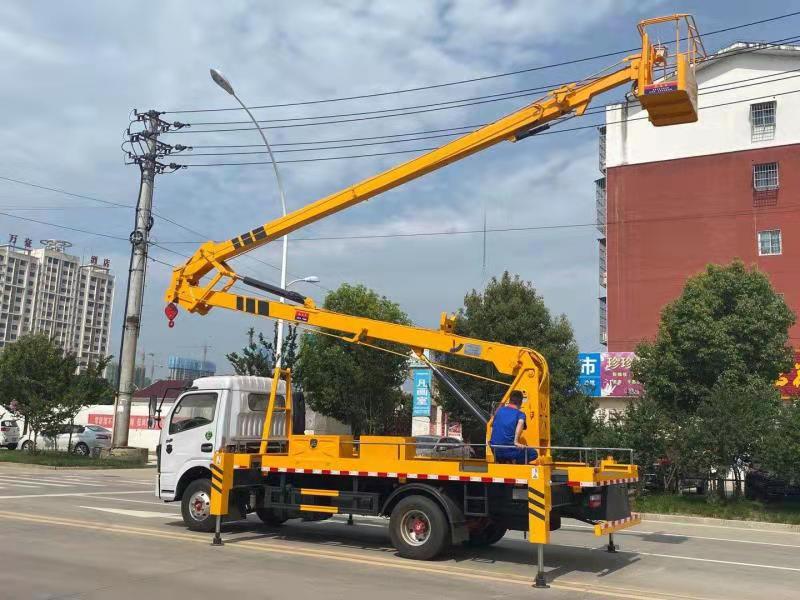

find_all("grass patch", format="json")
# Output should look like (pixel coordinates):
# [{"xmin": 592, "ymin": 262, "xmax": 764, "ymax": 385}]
[
  {"xmin": 0, "ymin": 450, "xmax": 149, "ymax": 469},
  {"xmin": 634, "ymin": 492, "xmax": 800, "ymax": 525}
]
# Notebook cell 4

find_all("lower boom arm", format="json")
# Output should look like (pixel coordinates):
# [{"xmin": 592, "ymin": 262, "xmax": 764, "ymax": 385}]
[{"xmin": 168, "ymin": 282, "xmax": 551, "ymax": 450}]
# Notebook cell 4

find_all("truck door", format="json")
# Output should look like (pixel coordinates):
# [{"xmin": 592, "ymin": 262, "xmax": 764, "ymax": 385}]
[{"xmin": 158, "ymin": 391, "xmax": 220, "ymax": 499}]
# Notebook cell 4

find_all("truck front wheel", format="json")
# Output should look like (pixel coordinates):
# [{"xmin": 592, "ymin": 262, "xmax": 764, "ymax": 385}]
[
  {"xmin": 181, "ymin": 479, "xmax": 215, "ymax": 532},
  {"xmin": 389, "ymin": 495, "xmax": 450, "ymax": 560}
]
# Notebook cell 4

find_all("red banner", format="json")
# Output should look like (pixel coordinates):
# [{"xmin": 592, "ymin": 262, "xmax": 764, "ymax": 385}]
[
  {"xmin": 776, "ymin": 354, "xmax": 800, "ymax": 398},
  {"xmin": 87, "ymin": 414, "xmax": 161, "ymax": 430}
]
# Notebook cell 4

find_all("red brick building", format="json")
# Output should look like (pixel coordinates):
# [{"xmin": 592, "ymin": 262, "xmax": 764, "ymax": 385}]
[{"xmin": 598, "ymin": 43, "xmax": 800, "ymax": 351}]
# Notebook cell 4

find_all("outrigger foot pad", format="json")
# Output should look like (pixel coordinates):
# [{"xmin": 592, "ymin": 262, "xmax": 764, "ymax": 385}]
[
  {"xmin": 533, "ymin": 573, "xmax": 549, "ymax": 589},
  {"xmin": 211, "ymin": 533, "xmax": 224, "ymax": 546}
]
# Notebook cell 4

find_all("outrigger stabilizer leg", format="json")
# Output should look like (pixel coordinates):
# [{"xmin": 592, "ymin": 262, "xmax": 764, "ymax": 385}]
[
  {"xmin": 533, "ymin": 544, "xmax": 549, "ymax": 589},
  {"xmin": 606, "ymin": 533, "xmax": 617, "ymax": 553},
  {"xmin": 212, "ymin": 515, "xmax": 224, "ymax": 546}
]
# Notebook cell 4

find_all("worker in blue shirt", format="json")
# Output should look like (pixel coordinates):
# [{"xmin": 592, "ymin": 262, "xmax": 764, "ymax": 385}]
[{"xmin": 489, "ymin": 391, "xmax": 538, "ymax": 464}]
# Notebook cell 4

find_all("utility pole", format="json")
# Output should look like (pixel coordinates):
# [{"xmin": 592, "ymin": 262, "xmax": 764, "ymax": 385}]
[
  {"xmin": 112, "ymin": 110, "xmax": 188, "ymax": 451},
  {"xmin": 112, "ymin": 111, "xmax": 158, "ymax": 449}
]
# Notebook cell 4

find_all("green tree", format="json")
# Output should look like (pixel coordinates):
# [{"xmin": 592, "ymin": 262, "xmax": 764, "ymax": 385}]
[
  {"xmin": 437, "ymin": 272, "xmax": 593, "ymax": 445},
  {"xmin": 634, "ymin": 260, "xmax": 794, "ymax": 415},
  {"xmin": 631, "ymin": 261, "xmax": 794, "ymax": 496},
  {"xmin": 226, "ymin": 323, "xmax": 298, "ymax": 375},
  {"xmin": 295, "ymin": 284, "xmax": 410, "ymax": 436},
  {"xmin": 61, "ymin": 356, "xmax": 115, "ymax": 451},
  {"xmin": 588, "ymin": 398, "xmax": 690, "ymax": 493},
  {"xmin": 759, "ymin": 400, "xmax": 800, "ymax": 485},
  {"xmin": 0, "ymin": 334, "xmax": 77, "ymax": 448}
]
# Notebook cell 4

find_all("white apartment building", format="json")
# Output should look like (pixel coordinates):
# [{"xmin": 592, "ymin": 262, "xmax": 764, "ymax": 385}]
[{"xmin": 0, "ymin": 239, "xmax": 114, "ymax": 369}]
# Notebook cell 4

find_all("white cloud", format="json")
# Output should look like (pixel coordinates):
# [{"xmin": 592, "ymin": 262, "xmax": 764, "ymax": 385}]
[{"xmin": 0, "ymin": 0, "xmax": 663, "ymax": 373}]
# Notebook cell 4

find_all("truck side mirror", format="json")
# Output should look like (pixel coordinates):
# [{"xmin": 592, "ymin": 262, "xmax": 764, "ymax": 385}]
[{"xmin": 148, "ymin": 395, "xmax": 158, "ymax": 428}]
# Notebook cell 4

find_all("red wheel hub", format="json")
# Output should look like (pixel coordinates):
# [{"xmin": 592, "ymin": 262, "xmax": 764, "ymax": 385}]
[
  {"xmin": 412, "ymin": 518, "xmax": 428, "ymax": 535},
  {"xmin": 194, "ymin": 498, "xmax": 204, "ymax": 511}
]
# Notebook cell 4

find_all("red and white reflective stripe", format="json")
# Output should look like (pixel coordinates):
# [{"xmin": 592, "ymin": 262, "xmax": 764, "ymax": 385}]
[
  {"xmin": 259, "ymin": 466, "xmax": 526, "ymax": 485},
  {"xmin": 568, "ymin": 477, "xmax": 638, "ymax": 488},
  {"xmin": 598, "ymin": 513, "xmax": 640, "ymax": 532}
]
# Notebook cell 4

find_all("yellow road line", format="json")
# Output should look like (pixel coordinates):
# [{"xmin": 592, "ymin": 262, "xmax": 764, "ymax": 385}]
[{"xmin": 0, "ymin": 511, "xmax": 719, "ymax": 600}]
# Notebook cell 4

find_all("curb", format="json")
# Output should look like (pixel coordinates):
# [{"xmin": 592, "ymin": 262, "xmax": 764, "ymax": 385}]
[
  {"xmin": 0, "ymin": 461, "xmax": 154, "ymax": 472},
  {"xmin": 640, "ymin": 511, "xmax": 800, "ymax": 532}
]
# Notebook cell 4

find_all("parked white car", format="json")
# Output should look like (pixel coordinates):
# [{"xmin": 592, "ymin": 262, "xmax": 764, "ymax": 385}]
[
  {"xmin": 18, "ymin": 424, "xmax": 112, "ymax": 455},
  {"xmin": 0, "ymin": 418, "xmax": 20, "ymax": 449}
]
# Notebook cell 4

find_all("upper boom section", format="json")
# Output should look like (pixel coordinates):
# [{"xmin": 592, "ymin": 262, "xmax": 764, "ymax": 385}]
[{"xmin": 166, "ymin": 15, "xmax": 701, "ymax": 316}]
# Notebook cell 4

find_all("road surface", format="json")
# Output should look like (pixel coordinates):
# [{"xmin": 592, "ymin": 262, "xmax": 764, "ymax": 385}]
[{"xmin": 0, "ymin": 466, "xmax": 798, "ymax": 599}]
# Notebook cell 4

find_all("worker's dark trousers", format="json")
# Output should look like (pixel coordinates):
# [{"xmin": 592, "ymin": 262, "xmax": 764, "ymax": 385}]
[{"xmin": 492, "ymin": 447, "xmax": 538, "ymax": 464}]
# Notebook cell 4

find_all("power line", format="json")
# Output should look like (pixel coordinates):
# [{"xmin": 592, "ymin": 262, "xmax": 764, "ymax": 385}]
[
  {"xmin": 165, "ymin": 37, "xmax": 800, "ymax": 136},
  {"xmin": 0, "ymin": 172, "xmax": 332, "ymax": 291},
  {"xmin": 156, "ymin": 204, "xmax": 800, "ymax": 245},
  {"xmin": 0, "ymin": 211, "xmax": 130, "ymax": 241},
  {"xmin": 0, "ymin": 175, "xmax": 132, "ymax": 209},
  {"xmin": 162, "ymin": 10, "xmax": 800, "ymax": 114},
  {"xmin": 181, "ymin": 42, "xmax": 800, "ymax": 129},
  {"xmin": 167, "ymin": 86, "xmax": 800, "ymax": 167},
  {"xmin": 171, "ymin": 66, "xmax": 800, "ymax": 158}
]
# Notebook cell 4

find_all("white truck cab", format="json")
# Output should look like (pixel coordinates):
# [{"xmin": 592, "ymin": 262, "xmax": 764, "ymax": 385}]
[{"xmin": 157, "ymin": 375, "xmax": 294, "ymax": 531}]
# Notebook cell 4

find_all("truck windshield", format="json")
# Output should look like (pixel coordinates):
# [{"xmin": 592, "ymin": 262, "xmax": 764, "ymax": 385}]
[{"xmin": 169, "ymin": 392, "xmax": 218, "ymax": 434}]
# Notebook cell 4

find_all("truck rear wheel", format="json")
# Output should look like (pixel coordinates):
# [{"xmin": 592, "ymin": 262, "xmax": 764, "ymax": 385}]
[
  {"xmin": 181, "ymin": 479, "xmax": 216, "ymax": 532},
  {"xmin": 466, "ymin": 521, "xmax": 508, "ymax": 547},
  {"xmin": 389, "ymin": 495, "xmax": 450, "ymax": 560},
  {"xmin": 256, "ymin": 507, "xmax": 288, "ymax": 526}
]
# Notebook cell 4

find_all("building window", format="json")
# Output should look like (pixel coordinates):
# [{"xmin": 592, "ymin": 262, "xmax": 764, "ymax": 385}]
[
  {"xmin": 750, "ymin": 101, "xmax": 776, "ymax": 142},
  {"xmin": 595, "ymin": 177, "xmax": 606, "ymax": 236},
  {"xmin": 599, "ymin": 297, "xmax": 608, "ymax": 345},
  {"xmin": 753, "ymin": 162, "xmax": 779, "ymax": 191},
  {"xmin": 598, "ymin": 125, "xmax": 607, "ymax": 173},
  {"xmin": 758, "ymin": 229, "xmax": 782, "ymax": 256}
]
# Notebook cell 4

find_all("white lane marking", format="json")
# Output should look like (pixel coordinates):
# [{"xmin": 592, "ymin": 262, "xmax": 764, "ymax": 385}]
[
  {"xmin": 88, "ymin": 496, "xmax": 180, "ymax": 509},
  {"xmin": 0, "ymin": 477, "xmax": 52, "ymax": 487},
  {"xmin": 101, "ymin": 480, "xmax": 152, "ymax": 485},
  {"xmin": 562, "ymin": 525, "xmax": 800, "ymax": 549},
  {"xmin": 640, "ymin": 518, "xmax": 800, "ymax": 536},
  {"xmin": 36, "ymin": 478, "xmax": 107, "ymax": 487},
  {"xmin": 0, "ymin": 490, "xmax": 151, "ymax": 500},
  {"xmin": 4, "ymin": 483, "xmax": 42, "ymax": 489},
  {"xmin": 599, "ymin": 545, "xmax": 800, "ymax": 573},
  {"xmin": 79, "ymin": 506, "xmax": 176, "ymax": 519}
]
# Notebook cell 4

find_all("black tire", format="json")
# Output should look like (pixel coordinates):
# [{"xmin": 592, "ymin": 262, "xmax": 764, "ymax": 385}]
[
  {"xmin": 74, "ymin": 442, "xmax": 90, "ymax": 456},
  {"xmin": 181, "ymin": 479, "xmax": 216, "ymax": 532},
  {"xmin": 255, "ymin": 507, "xmax": 288, "ymax": 526},
  {"xmin": 5, "ymin": 443, "xmax": 17, "ymax": 450},
  {"xmin": 466, "ymin": 521, "xmax": 508, "ymax": 547},
  {"xmin": 389, "ymin": 495, "xmax": 450, "ymax": 560},
  {"xmin": 21, "ymin": 440, "xmax": 34, "ymax": 452}
]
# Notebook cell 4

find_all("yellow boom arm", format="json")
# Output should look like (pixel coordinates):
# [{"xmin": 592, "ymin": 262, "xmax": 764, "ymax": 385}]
[
  {"xmin": 163, "ymin": 15, "xmax": 703, "ymax": 447},
  {"xmin": 179, "ymin": 286, "xmax": 553, "ymax": 450},
  {"xmin": 166, "ymin": 14, "xmax": 702, "ymax": 315}
]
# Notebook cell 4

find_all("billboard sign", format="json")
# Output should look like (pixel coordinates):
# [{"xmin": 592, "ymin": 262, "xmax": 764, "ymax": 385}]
[
  {"xmin": 776, "ymin": 353, "xmax": 800, "ymax": 398},
  {"xmin": 578, "ymin": 353, "xmax": 602, "ymax": 397},
  {"xmin": 600, "ymin": 352, "xmax": 643, "ymax": 397},
  {"xmin": 412, "ymin": 369, "xmax": 433, "ymax": 417},
  {"xmin": 578, "ymin": 352, "xmax": 642, "ymax": 397}
]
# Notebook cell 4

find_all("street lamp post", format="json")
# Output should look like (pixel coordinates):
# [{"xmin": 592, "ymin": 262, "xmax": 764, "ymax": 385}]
[
  {"xmin": 287, "ymin": 276, "xmax": 320, "ymax": 288},
  {"xmin": 210, "ymin": 68, "xmax": 291, "ymax": 365}
]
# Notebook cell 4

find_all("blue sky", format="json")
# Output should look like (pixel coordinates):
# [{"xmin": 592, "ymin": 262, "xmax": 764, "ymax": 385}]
[{"xmin": 0, "ymin": 1, "xmax": 797, "ymax": 377}]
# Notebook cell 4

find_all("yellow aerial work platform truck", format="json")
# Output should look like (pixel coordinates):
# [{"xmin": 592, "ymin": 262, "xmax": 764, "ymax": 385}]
[{"xmin": 161, "ymin": 14, "xmax": 704, "ymax": 586}]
